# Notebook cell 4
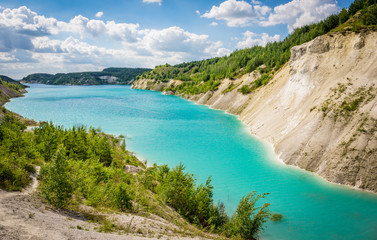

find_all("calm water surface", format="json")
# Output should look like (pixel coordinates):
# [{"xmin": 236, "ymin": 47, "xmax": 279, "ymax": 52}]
[{"xmin": 6, "ymin": 84, "xmax": 377, "ymax": 240}]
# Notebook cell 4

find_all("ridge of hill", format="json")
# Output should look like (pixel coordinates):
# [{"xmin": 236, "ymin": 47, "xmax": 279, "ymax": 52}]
[{"xmin": 22, "ymin": 67, "xmax": 151, "ymax": 85}]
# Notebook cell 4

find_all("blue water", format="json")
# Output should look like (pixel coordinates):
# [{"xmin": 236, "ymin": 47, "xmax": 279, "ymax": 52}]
[{"xmin": 6, "ymin": 84, "xmax": 377, "ymax": 240}]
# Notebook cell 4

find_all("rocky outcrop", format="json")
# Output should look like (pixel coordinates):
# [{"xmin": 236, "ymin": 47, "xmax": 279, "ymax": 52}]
[{"xmin": 132, "ymin": 31, "xmax": 377, "ymax": 192}]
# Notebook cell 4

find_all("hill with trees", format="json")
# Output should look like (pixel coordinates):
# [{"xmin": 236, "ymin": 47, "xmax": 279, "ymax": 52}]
[
  {"xmin": 0, "ymin": 76, "xmax": 26, "ymax": 106},
  {"xmin": 135, "ymin": 0, "xmax": 377, "ymax": 96},
  {"xmin": 22, "ymin": 67, "xmax": 151, "ymax": 85}
]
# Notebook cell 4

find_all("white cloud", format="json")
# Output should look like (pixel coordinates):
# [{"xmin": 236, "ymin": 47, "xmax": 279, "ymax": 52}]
[
  {"xmin": 0, "ymin": 6, "xmax": 229, "ymax": 78},
  {"xmin": 260, "ymin": 0, "xmax": 339, "ymax": 32},
  {"xmin": 138, "ymin": 26, "xmax": 224, "ymax": 57},
  {"xmin": 142, "ymin": 0, "xmax": 162, "ymax": 6},
  {"xmin": 210, "ymin": 22, "xmax": 218, "ymax": 26},
  {"xmin": 0, "ymin": 6, "xmax": 60, "ymax": 35},
  {"xmin": 237, "ymin": 31, "xmax": 280, "ymax": 49},
  {"xmin": 196, "ymin": 10, "xmax": 200, "ymax": 15},
  {"xmin": 95, "ymin": 11, "xmax": 103, "ymax": 18},
  {"xmin": 254, "ymin": 5, "xmax": 271, "ymax": 16},
  {"xmin": 0, "ymin": 52, "xmax": 16, "ymax": 62},
  {"xmin": 201, "ymin": 0, "xmax": 272, "ymax": 27},
  {"xmin": 201, "ymin": 0, "xmax": 257, "ymax": 27},
  {"xmin": 251, "ymin": 0, "xmax": 262, "ymax": 4},
  {"xmin": 215, "ymin": 48, "xmax": 232, "ymax": 57}
]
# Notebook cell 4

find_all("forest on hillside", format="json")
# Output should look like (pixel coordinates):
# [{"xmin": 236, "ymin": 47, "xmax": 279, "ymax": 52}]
[
  {"xmin": 137, "ymin": 0, "xmax": 377, "ymax": 95},
  {"xmin": 22, "ymin": 67, "xmax": 151, "ymax": 85}
]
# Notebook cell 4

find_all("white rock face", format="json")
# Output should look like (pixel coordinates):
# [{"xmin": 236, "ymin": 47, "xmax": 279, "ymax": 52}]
[
  {"xmin": 133, "ymin": 31, "xmax": 377, "ymax": 192},
  {"xmin": 99, "ymin": 76, "xmax": 118, "ymax": 83}
]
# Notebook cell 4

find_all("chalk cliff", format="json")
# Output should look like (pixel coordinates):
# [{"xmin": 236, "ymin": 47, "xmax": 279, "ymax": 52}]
[{"xmin": 132, "ymin": 31, "xmax": 377, "ymax": 192}]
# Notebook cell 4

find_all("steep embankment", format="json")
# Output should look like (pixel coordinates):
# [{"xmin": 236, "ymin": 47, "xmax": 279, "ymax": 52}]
[
  {"xmin": 0, "ymin": 77, "xmax": 26, "ymax": 106},
  {"xmin": 132, "ymin": 31, "xmax": 377, "ymax": 192}
]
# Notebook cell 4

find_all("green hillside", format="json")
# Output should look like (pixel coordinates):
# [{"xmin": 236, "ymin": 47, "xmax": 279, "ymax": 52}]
[
  {"xmin": 136, "ymin": 0, "xmax": 377, "ymax": 96},
  {"xmin": 0, "ymin": 76, "xmax": 26, "ymax": 106},
  {"xmin": 22, "ymin": 67, "xmax": 151, "ymax": 85}
]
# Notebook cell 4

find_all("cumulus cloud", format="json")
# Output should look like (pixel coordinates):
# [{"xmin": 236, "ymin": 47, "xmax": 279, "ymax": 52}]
[
  {"xmin": 210, "ymin": 22, "xmax": 218, "ymax": 26},
  {"xmin": 0, "ymin": 6, "xmax": 60, "ymax": 35},
  {"xmin": 237, "ymin": 31, "xmax": 280, "ymax": 49},
  {"xmin": 137, "ymin": 26, "xmax": 225, "ymax": 57},
  {"xmin": 0, "ymin": 6, "xmax": 229, "ymax": 78},
  {"xmin": 0, "ymin": 52, "xmax": 17, "ymax": 62},
  {"xmin": 201, "ymin": 0, "xmax": 271, "ymax": 27},
  {"xmin": 142, "ymin": 0, "xmax": 162, "ymax": 6},
  {"xmin": 95, "ymin": 11, "xmax": 103, "ymax": 18},
  {"xmin": 254, "ymin": 5, "xmax": 271, "ymax": 16},
  {"xmin": 201, "ymin": 0, "xmax": 256, "ymax": 27},
  {"xmin": 260, "ymin": 0, "xmax": 339, "ymax": 32}
]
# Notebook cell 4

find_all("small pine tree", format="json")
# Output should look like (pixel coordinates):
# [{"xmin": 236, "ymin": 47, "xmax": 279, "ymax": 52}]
[{"xmin": 40, "ymin": 146, "xmax": 73, "ymax": 208}]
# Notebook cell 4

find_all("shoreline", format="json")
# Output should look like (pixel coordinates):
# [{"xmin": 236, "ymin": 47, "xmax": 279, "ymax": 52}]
[
  {"xmin": 158, "ymin": 89, "xmax": 377, "ymax": 197},
  {"xmin": 7, "ymin": 83, "xmax": 377, "ymax": 196}
]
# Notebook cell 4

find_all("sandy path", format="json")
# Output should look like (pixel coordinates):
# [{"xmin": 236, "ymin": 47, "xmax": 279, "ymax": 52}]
[{"xmin": 0, "ymin": 167, "xmax": 209, "ymax": 240}]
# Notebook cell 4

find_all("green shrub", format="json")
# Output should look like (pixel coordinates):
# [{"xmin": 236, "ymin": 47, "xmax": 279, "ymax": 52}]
[
  {"xmin": 239, "ymin": 85, "xmax": 252, "ymax": 94},
  {"xmin": 40, "ymin": 146, "xmax": 73, "ymax": 208},
  {"xmin": 113, "ymin": 183, "xmax": 133, "ymax": 211},
  {"xmin": 225, "ymin": 192, "xmax": 271, "ymax": 239},
  {"xmin": 0, "ymin": 158, "xmax": 31, "ymax": 191}
]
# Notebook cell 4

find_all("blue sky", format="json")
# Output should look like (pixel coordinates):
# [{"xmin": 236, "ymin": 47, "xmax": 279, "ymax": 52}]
[{"xmin": 0, "ymin": 0, "xmax": 353, "ymax": 78}]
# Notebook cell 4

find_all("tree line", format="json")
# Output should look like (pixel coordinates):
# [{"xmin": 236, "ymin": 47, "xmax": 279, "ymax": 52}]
[{"xmin": 137, "ymin": 0, "xmax": 377, "ymax": 96}]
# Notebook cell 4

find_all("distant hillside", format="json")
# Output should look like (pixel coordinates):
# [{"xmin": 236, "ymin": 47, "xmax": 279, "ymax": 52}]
[
  {"xmin": 0, "ymin": 75, "xmax": 25, "ymax": 86},
  {"xmin": 0, "ymin": 76, "xmax": 26, "ymax": 106},
  {"xmin": 22, "ymin": 67, "xmax": 151, "ymax": 85}
]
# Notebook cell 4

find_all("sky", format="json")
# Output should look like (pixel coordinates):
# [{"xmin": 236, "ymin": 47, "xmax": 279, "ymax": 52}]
[{"xmin": 0, "ymin": 0, "xmax": 353, "ymax": 79}]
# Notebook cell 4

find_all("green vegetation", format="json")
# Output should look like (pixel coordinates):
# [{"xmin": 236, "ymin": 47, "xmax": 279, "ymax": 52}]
[
  {"xmin": 40, "ymin": 146, "xmax": 73, "ymax": 208},
  {"xmin": 0, "ymin": 79, "xmax": 24, "ymax": 91},
  {"xmin": 0, "ymin": 115, "xmax": 37, "ymax": 191},
  {"xmin": 320, "ymin": 84, "xmax": 377, "ymax": 120},
  {"xmin": 224, "ymin": 192, "xmax": 270, "ymax": 239},
  {"xmin": 136, "ymin": 1, "xmax": 377, "ymax": 96},
  {"xmin": 22, "ymin": 67, "xmax": 151, "ymax": 85},
  {"xmin": 0, "ymin": 75, "xmax": 25, "ymax": 88},
  {"xmin": 238, "ymin": 85, "xmax": 252, "ymax": 95},
  {"xmin": 334, "ymin": 2, "xmax": 377, "ymax": 32},
  {"xmin": 0, "ymin": 113, "xmax": 276, "ymax": 238},
  {"xmin": 0, "ymin": 77, "xmax": 26, "ymax": 105}
]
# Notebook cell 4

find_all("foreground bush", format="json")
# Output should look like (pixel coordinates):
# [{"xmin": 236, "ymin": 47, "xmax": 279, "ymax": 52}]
[{"xmin": 0, "ymin": 114, "xmax": 36, "ymax": 191}]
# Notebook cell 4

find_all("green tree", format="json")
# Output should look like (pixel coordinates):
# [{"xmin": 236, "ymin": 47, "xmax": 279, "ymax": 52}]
[
  {"xmin": 113, "ymin": 182, "xmax": 133, "ymax": 211},
  {"xmin": 40, "ymin": 146, "xmax": 73, "ymax": 208},
  {"xmin": 227, "ymin": 192, "xmax": 271, "ymax": 240},
  {"xmin": 339, "ymin": 8, "xmax": 350, "ymax": 24}
]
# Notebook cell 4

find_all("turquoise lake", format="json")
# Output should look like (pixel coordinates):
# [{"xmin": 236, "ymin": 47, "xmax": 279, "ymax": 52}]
[{"xmin": 5, "ymin": 84, "xmax": 377, "ymax": 240}]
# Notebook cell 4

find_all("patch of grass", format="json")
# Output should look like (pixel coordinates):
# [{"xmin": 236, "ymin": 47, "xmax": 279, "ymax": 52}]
[
  {"xmin": 238, "ymin": 85, "xmax": 252, "ymax": 95},
  {"xmin": 320, "ymin": 85, "xmax": 377, "ymax": 120},
  {"xmin": 222, "ymin": 82, "xmax": 242, "ymax": 94},
  {"xmin": 84, "ymin": 213, "xmax": 118, "ymax": 233}
]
